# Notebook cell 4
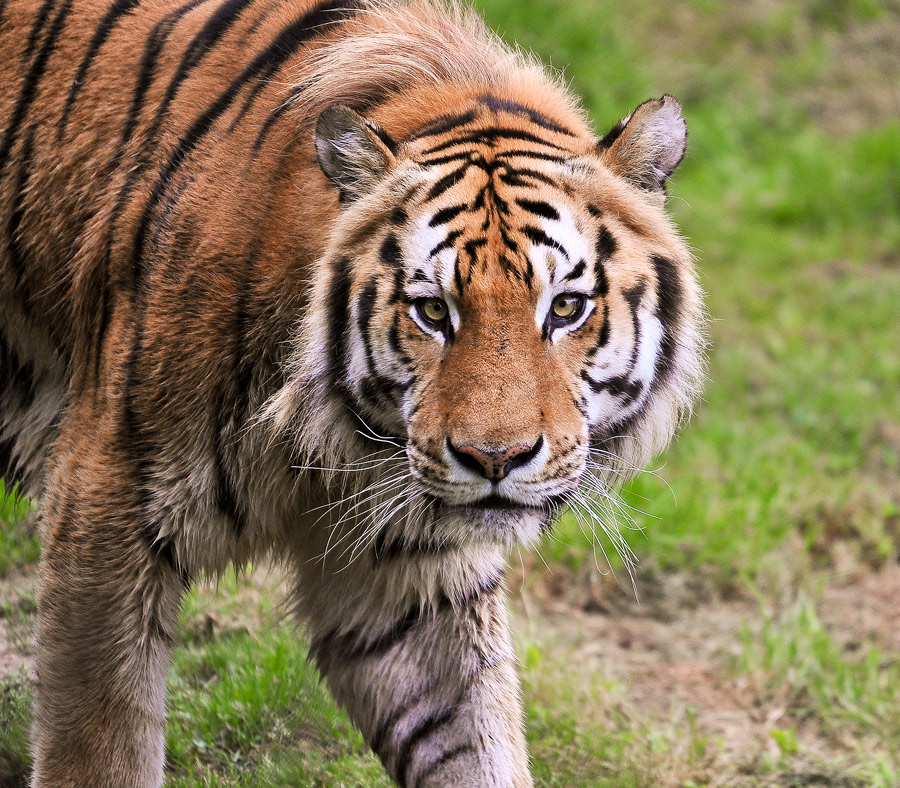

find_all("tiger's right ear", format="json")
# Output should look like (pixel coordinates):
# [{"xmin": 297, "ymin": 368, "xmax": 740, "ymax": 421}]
[{"xmin": 315, "ymin": 105, "xmax": 396, "ymax": 203}]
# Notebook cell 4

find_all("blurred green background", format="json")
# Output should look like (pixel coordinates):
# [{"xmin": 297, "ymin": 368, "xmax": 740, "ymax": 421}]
[{"xmin": 2, "ymin": 0, "xmax": 899, "ymax": 785}]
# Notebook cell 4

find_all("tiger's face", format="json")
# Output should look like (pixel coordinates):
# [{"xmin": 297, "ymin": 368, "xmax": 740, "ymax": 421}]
[{"xmin": 289, "ymin": 96, "xmax": 704, "ymax": 546}]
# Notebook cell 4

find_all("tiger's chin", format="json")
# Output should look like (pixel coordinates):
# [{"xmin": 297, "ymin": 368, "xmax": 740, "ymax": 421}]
[{"xmin": 430, "ymin": 495, "xmax": 557, "ymax": 548}]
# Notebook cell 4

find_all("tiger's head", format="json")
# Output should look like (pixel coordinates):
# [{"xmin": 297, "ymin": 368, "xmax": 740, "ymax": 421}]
[{"xmin": 276, "ymin": 93, "xmax": 705, "ymax": 550}]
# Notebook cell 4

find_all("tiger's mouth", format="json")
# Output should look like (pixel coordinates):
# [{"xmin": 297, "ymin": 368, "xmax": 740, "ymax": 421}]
[
  {"xmin": 465, "ymin": 494, "xmax": 529, "ymax": 511},
  {"xmin": 432, "ymin": 491, "xmax": 568, "ymax": 515}
]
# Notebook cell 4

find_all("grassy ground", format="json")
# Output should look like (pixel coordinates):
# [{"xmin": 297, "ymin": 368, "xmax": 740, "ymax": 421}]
[{"xmin": 2, "ymin": 0, "xmax": 900, "ymax": 785}]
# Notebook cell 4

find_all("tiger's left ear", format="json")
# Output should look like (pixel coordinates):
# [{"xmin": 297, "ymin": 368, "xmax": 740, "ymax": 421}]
[
  {"xmin": 597, "ymin": 95, "xmax": 686, "ymax": 193},
  {"xmin": 315, "ymin": 105, "xmax": 396, "ymax": 203}
]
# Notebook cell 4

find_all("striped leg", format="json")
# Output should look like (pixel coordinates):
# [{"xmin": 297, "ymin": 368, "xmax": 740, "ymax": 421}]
[
  {"xmin": 31, "ymin": 437, "xmax": 183, "ymax": 788},
  {"xmin": 310, "ymin": 578, "xmax": 532, "ymax": 788}
]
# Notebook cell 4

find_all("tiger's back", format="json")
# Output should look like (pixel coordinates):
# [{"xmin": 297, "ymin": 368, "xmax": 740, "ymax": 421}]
[{"xmin": 0, "ymin": 0, "xmax": 352, "ymax": 495}]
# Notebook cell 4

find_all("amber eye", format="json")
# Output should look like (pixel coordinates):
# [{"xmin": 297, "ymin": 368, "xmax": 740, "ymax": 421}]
[
  {"xmin": 551, "ymin": 294, "xmax": 585, "ymax": 322},
  {"xmin": 417, "ymin": 297, "xmax": 448, "ymax": 325}
]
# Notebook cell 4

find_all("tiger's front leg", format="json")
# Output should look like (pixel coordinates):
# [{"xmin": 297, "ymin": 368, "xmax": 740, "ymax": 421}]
[
  {"xmin": 30, "ymin": 428, "xmax": 184, "ymax": 788},
  {"xmin": 307, "ymin": 566, "xmax": 532, "ymax": 788}
]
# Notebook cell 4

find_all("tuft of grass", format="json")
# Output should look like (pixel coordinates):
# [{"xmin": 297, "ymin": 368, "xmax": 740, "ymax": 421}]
[
  {"xmin": 0, "ymin": 480, "xmax": 38, "ymax": 578},
  {"xmin": 740, "ymin": 594, "xmax": 900, "ymax": 769}
]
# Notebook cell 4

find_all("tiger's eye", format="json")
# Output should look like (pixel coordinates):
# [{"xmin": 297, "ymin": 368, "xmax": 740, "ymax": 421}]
[
  {"xmin": 551, "ymin": 294, "xmax": 583, "ymax": 321},
  {"xmin": 420, "ymin": 298, "xmax": 448, "ymax": 323}
]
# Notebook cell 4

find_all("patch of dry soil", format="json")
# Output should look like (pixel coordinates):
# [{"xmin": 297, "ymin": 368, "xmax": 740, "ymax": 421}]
[
  {"xmin": 0, "ymin": 619, "xmax": 31, "ymax": 679},
  {"xmin": 0, "ymin": 570, "xmax": 35, "ymax": 681},
  {"xmin": 511, "ymin": 559, "xmax": 900, "ymax": 787}
]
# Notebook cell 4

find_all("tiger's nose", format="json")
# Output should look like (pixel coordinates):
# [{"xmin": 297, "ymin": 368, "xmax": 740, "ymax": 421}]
[{"xmin": 447, "ymin": 436, "xmax": 544, "ymax": 481}]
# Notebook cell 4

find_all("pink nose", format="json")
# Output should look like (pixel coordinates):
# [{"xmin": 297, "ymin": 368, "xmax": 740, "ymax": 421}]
[{"xmin": 447, "ymin": 437, "xmax": 543, "ymax": 481}]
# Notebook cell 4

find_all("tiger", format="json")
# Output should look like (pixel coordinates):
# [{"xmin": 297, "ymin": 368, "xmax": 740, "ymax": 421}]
[{"xmin": 0, "ymin": 0, "xmax": 706, "ymax": 784}]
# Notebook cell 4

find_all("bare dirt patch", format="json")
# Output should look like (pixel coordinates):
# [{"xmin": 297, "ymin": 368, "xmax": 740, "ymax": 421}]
[
  {"xmin": 511, "ymin": 556, "xmax": 900, "ymax": 787},
  {"xmin": 0, "ymin": 620, "xmax": 31, "ymax": 680},
  {"xmin": 0, "ymin": 570, "xmax": 36, "ymax": 682}
]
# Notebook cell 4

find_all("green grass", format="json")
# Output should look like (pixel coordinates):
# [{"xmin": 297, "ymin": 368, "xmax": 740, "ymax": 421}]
[
  {"xmin": 741, "ymin": 594, "xmax": 900, "ymax": 741},
  {"xmin": 739, "ymin": 594, "xmax": 900, "ymax": 784},
  {"xmin": 0, "ymin": 672, "xmax": 31, "ymax": 786},
  {"xmin": 0, "ymin": 480, "xmax": 36, "ymax": 578}
]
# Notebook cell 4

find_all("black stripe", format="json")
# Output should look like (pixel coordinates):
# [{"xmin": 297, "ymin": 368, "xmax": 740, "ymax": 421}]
[
  {"xmin": 423, "ymin": 163, "xmax": 470, "ymax": 202},
  {"xmin": 356, "ymin": 276, "xmax": 380, "ymax": 373},
  {"xmin": 369, "ymin": 680, "xmax": 437, "ymax": 756},
  {"xmin": 0, "ymin": 332, "xmax": 36, "ymax": 411},
  {"xmin": 421, "ymin": 127, "xmax": 567, "ymax": 157},
  {"xmin": 594, "ymin": 260, "xmax": 609, "ymax": 297},
  {"xmin": 428, "ymin": 230, "xmax": 461, "ymax": 258},
  {"xmin": 21, "ymin": 0, "xmax": 55, "ymax": 63},
  {"xmin": 497, "ymin": 168, "xmax": 557, "ymax": 188},
  {"xmin": 252, "ymin": 99, "xmax": 291, "ymax": 150},
  {"xmin": 624, "ymin": 281, "xmax": 645, "ymax": 312},
  {"xmin": 120, "ymin": 0, "xmax": 210, "ymax": 152},
  {"xmin": 563, "ymin": 259, "xmax": 586, "ymax": 282},
  {"xmin": 231, "ymin": 1, "xmax": 364, "ymax": 135},
  {"xmin": 418, "ymin": 150, "xmax": 472, "ymax": 168},
  {"xmin": 244, "ymin": 0, "xmax": 276, "ymax": 35},
  {"xmin": 0, "ymin": 433, "xmax": 18, "ymax": 486},
  {"xmin": 414, "ymin": 744, "xmax": 475, "ymax": 788},
  {"xmin": 91, "ymin": 263, "xmax": 112, "ymax": 386},
  {"xmin": 591, "ymin": 302, "xmax": 610, "ymax": 352},
  {"xmin": 373, "ymin": 532, "xmax": 453, "ymax": 562},
  {"xmin": 56, "ymin": 0, "xmax": 142, "ymax": 142},
  {"xmin": 596, "ymin": 225, "xmax": 617, "ymax": 261},
  {"xmin": 453, "ymin": 257, "xmax": 464, "ymax": 295},
  {"xmin": 97, "ymin": 0, "xmax": 212, "ymax": 334},
  {"xmin": 406, "ymin": 109, "xmax": 477, "ymax": 142},
  {"xmin": 521, "ymin": 225, "xmax": 568, "ymax": 259},
  {"xmin": 494, "ymin": 148, "xmax": 568, "ymax": 164},
  {"xmin": 388, "ymin": 313, "xmax": 413, "ymax": 367},
  {"xmin": 6, "ymin": 127, "xmax": 37, "ymax": 307},
  {"xmin": 452, "ymin": 570, "xmax": 503, "ymax": 608},
  {"xmin": 212, "ymin": 239, "xmax": 268, "ymax": 541},
  {"xmin": 0, "ymin": 0, "xmax": 74, "ymax": 172},
  {"xmin": 516, "ymin": 197, "xmax": 559, "ymax": 221},
  {"xmin": 463, "ymin": 237, "xmax": 486, "ymax": 260},
  {"xmin": 213, "ymin": 390, "xmax": 247, "ymax": 539},
  {"xmin": 650, "ymin": 255, "xmax": 682, "ymax": 383},
  {"xmin": 131, "ymin": 0, "xmax": 363, "ymax": 280},
  {"xmin": 367, "ymin": 120, "xmax": 397, "ymax": 155},
  {"xmin": 153, "ymin": 0, "xmax": 258, "ymax": 140},
  {"xmin": 395, "ymin": 705, "xmax": 459, "ymax": 788},
  {"xmin": 623, "ymin": 281, "xmax": 646, "ymax": 374},
  {"xmin": 327, "ymin": 258, "xmax": 352, "ymax": 393},
  {"xmin": 313, "ymin": 603, "xmax": 425, "ymax": 665},
  {"xmin": 380, "ymin": 233, "xmax": 403, "ymax": 268},
  {"xmin": 607, "ymin": 376, "xmax": 643, "ymax": 400},
  {"xmin": 477, "ymin": 94, "xmax": 577, "ymax": 136},
  {"xmin": 388, "ymin": 265, "xmax": 405, "ymax": 304},
  {"xmin": 428, "ymin": 204, "xmax": 467, "ymax": 227}
]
